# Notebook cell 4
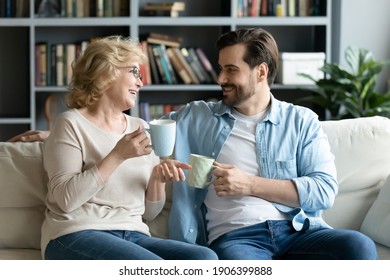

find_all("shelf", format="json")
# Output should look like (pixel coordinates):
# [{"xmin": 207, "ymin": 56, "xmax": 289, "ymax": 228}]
[
  {"xmin": 0, "ymin": 118, "xmax": 31, "ymax": 124},
  {"xmin": 0, "ymin": 0, "xmax": 332, "ymax": 140},
  {"xmin": 31, "ymin": 17, "xmax": 133, "ymax": 26}
]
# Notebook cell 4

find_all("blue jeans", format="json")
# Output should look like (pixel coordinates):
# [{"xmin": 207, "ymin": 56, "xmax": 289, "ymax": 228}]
[
  {"xmin": 209, "ymin": 220, "xmax": 378, "ymax": 260},
  {"xmin": 45, "ymin": 230, "xmax": 218, "ymax": 260}
]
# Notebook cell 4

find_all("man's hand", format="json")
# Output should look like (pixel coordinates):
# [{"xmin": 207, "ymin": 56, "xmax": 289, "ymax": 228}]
[
  {"xmin": 7, "ymin": 130, "xmax": 50, "ymax": 142},
  {"xmin": 212, "ymin": 161, "xmax": 254, "ymax": 197}
]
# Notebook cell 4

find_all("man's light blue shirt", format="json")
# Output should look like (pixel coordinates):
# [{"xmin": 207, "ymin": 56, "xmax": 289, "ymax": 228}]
[{"xmin": 165, "ymin": 95, "xmax": 338, "ymax": 245}]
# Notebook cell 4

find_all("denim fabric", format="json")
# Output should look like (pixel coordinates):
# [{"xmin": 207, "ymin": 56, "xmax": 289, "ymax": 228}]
[
  {"xmin": 165, "ymin": 95, "xmax": 338, "ymax": 245},
  {"xmin": 209, "ymin": 220, "xmax": 378, "ymax": 260},
  {"xmin": 44, "ymin": 230, "xmax": 218, "ymax": 260}
]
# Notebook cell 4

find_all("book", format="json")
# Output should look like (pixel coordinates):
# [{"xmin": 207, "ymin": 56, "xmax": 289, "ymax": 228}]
[
  {"xmin": 172, "ymin": 47, "xmax": 199, "ymax": 84},
  {"xmin": 188, "ymin": 48, "xmax": 212, "ymax": 83},
  {"xmin": 104, "ymin": 0, "xmax": 113, "ymax": 17},
  {"xmin": 151, "ymin": 45, "xmax": 169, "ymax": 84},
  {"xmin": 267, "ymin": 0, "xmax": 276, "ymax": 16},
  {"xmin": 236, "ymin": 0, "xmax": 244, "ymax": 17},
  {"xmin": 140, "ymin": 41, "xmax": 152, "ymax": 85},
  {"xmin": 66, "ymin": 0, "xmax": 73, "ymax": 17},
  {"xmin": 66, "ymin": 44, "xmax": 76, "ymax": 85},
  {"xmin": 112, "ymin": 0, "xmax": 122, "ymax": 16},
  {"xmin": 83, "ymin": 0, "xmax": 90, "ymax": 16},
  {"xmin": 119, "ymin": 0, "xmax": 129, "ymax": 16},
  {"xmin": 311, "ymin": 0, "xmax": 321, "ymax": 16},
  {"xmin": 166, "ymin": 47, "xmax": 192, "ymax": 84},
  {"xmin": 299, "ymin": 0, "xmax": 309, "ymax": 16},
  {"xmin": 16, "ymin": 0, "xmax": 29, "ymax": 17},
  {"xmin": 159, "ymin": 44, "xmax": 178, "ymax": 84},
  {"xmin": 3, "ymin": 0, "xmax": 16, "ymax": 17},
  {"xmin": 147, "ymin": 44, "xmax": 160, "ymax": 84},
  {"xmin": 96, "ymin": 0, "xmax": 104, "ymax": 17},
  {"xmin": 144, "ymin": 2, "xmax": 185, "ymax": 11},
  {"xmin": 182, "ymin": 47, "xmax": 209, "ymax": 83},
  {"xmin": 260, "ymin": 0, "xmax": 268, "ymax": 16},
  {"xmin": 55, "ymin": 44, "xmax": 64, "ymax": 86},
  {"xmin": 153, "ymin": 44, "xmax": 178, "ymax": 84},
  {"xmin": 143, "ymin": 2, "xmax": 185, "ymax": 17},
  {"xmin": 35, "ymin": 43, "xmax": 47, "ymax": 86},
  {"xmin": 287, "ymin": 0, "xmax": 296, "ymax": 16},
  {"xmin": 49, "ymin": 44, "xmax": 57, "ymax": 86},
  {"xmin": 250, "ymin": 0, "xmax": 261, "ymax": 17},
  {"xmin": 195, "ymin": 48, "xmax": 218, "ymax": 83},
  {"xmin": 76, "ymin": 0, "xmax": 84, "ymax": 17},
  {"xmin": 142, "ymin": 32, "xmax": 182, "ymax": 48},
  {"xmin": 139, "ymin": 102, "xmax": 151, "ymax": 122}
]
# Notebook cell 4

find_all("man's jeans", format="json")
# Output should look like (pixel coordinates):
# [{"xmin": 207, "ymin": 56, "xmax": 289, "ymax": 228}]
[
  {"xmin": 209, "ymin": 220, "xmax": 378, "ymax": 260},
  {"xmin": 45, "ymin": 230, "xmax": 218, "ymax": 260}
]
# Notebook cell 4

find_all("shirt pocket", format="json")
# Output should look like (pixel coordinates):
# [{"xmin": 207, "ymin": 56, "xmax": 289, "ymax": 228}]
[{"xmin": 274, "ymin": 158, "xmax": 297, "ymax": 179}]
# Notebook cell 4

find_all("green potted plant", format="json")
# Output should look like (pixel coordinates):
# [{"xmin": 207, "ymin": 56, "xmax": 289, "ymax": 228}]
[{"xmin": 298, "ymin": 46, "xmax": 390, "ymax": 120}]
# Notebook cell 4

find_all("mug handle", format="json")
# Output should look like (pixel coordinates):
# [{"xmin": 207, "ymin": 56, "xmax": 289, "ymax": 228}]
[
  {"xmin": 204, "ymin": 165, "xmax": 220, "ymax": 186},
  {"xmin": 143, "ymin": 128, "xmax": 153, "ymax": 149}
]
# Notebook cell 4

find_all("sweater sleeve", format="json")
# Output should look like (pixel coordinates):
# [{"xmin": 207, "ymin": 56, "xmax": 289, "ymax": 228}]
[
  {"xmin": 143, "ymin": 195, "xmax": 166, "ymax": 222},
  {"xmin": 43, "ymin": 113, "xmax": 106, "ymax": 213}
]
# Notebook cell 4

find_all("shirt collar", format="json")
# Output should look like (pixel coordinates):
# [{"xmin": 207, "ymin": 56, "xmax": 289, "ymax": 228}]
[
  {"xmin": 265, "ymin": 93, "xmax": 281, "ymax": 125},
  {"xmin": 213, "ymin": 93, "xmax": 281, "ymax": 125}
]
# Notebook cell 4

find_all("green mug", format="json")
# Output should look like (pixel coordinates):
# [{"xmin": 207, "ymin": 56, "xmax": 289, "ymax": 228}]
[{"xmin": 187, "ymin": 154, "xmax": 217, "ymax": 188}]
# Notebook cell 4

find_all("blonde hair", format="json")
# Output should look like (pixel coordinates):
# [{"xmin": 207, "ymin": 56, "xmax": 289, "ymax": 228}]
[{"xmin": 67, "ymin": 35, "xmax": 147, "ymax": 109}]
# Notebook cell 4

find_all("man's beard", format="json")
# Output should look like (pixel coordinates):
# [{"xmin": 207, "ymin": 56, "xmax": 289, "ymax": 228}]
[{"xmin": 221, "ymin": 83, "xmax": 256, "ymax": 108}]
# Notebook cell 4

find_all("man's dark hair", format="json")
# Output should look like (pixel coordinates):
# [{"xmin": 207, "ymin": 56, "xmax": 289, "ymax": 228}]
[{"xmin": 216, "ymin": 28, "xmax": 279, "ymax": 86}]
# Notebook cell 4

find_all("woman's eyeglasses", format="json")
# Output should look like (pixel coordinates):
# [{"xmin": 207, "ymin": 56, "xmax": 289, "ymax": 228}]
[{"xmin": 118, "ymin": 66, "xmax": 143, "ymax": 81}]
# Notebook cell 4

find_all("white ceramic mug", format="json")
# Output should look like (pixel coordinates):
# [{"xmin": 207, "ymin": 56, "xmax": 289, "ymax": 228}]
[
  {"xmin": 187, "ymin": 154, "xmax": 217, "ymax": 188},
  {"xmin": 146, "ymin": 119, "xmax": 176, "ymax": 157}
]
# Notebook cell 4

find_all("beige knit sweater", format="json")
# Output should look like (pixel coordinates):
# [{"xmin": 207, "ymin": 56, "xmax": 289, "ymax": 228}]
[{"xmin": 40, "ymin": 109, "xmax": 162, "ymax": 257}]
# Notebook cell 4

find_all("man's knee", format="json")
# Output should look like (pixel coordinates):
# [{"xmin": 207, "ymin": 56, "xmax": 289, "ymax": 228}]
[{"xmin": 340, "ymin": 231, "xmax": 378, "ymax": 260}]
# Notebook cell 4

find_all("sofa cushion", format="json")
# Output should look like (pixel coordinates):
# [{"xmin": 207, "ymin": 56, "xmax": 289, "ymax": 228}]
[
  {"xmin": 321, "ymin": 116, "xmax": 390, "ymax": 230},
  {"xmin": 0, "ymin": 249, "xmax": 41, "ymax": 260},
  {"xmin": 0, "ymin": 142, "xmax": 47, "ymax": 249},
  {"xmin": 360, "ymin": 174, "xmax": 390, "ymax": 247}
]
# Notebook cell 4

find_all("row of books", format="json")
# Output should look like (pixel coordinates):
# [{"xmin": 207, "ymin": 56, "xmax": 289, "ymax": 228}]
[
  {"xmin": 35, "ymin": 31, "xmax": 218, "ymax": 87},
  {"xmin": 35, "ymin": 41, "xmax": 90, "ymax": 87},
  {"xmin": 139, "ymin": 102, "xmax": 185, "ymax": 122},
  {"xmin": 0, "ymin": 0, "xmax": 28, "ymax": 17},
  {"xmin": 235, "ymin": 0, "xmax": 324, "ymax": 17},
  {"xmin": 143, "ymin": 1, "xmax": 185, "ymax": 17},
  {"xmin": 139, "ymin": 34, "xmax": 218, "ymax": 85},
  {"xmin": 35, "ymin": 0, "xmax": 129, "ymax": 18}
]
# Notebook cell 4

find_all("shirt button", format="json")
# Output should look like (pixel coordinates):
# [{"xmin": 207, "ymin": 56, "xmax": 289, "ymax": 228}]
[{"xmin": 189, "ymin": 229, "xmax": 194, "ymax": 233}]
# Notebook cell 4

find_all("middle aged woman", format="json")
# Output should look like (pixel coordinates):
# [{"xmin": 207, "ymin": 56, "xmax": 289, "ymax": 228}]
[{"xmin": 41, "ymin": 35, "xmax": 218, "ymax": 260}]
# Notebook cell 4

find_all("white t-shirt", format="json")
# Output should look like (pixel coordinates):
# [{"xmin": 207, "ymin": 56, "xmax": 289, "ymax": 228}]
[{"xmin": 204, "ymin": 108, "xmax": 287, "ymax": 244}]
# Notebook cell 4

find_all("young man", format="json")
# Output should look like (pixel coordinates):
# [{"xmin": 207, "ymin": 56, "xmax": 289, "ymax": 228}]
[{"xmin": 164, "ymin": 28, "xmax": 378, "ymax": 259}]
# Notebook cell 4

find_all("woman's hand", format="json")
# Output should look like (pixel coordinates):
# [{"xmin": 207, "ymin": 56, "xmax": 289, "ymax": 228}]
[
  {"xmin": 146, "ymin": 159, "xmax": 191, "ymax": 203},
  {"xmin": 97, "ymin": 127, "xmax": 152, "ymax": 182},
  {"xmin": 153, "ymin": 159, "xmax": 191, "ymax": 183},
  {"xmin": 113, "ymin": 126, "xmax": 153, "ymax": 161}
]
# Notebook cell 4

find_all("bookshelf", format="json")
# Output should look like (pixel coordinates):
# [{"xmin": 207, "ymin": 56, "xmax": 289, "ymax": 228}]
[{"xmin": 0, "ymin": 0, "xmax": 332, "ymax": 141}]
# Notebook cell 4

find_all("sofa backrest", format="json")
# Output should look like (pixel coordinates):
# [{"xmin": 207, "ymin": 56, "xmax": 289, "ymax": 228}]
[
  {"xmin": 1, "ymin": 116, "xmax": 389, "ymax": 249},
  {"xmin": 321, "ymin": 116, "xmax": 390, "ymax": 230},
  {"xmin": 0, "ymin": 142, "xmax": 47, "ymax": 249}
]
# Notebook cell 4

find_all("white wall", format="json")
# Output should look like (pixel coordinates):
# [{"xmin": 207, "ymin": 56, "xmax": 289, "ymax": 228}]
[{"xmin": 332, "ymin": 0, "xmax": 390, "ymax": 92}]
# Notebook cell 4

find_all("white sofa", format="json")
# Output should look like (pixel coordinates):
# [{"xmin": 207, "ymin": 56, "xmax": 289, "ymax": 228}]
[{"xmin": 1, "ymin": 116, "xmax": 390, "ymax": 260}]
